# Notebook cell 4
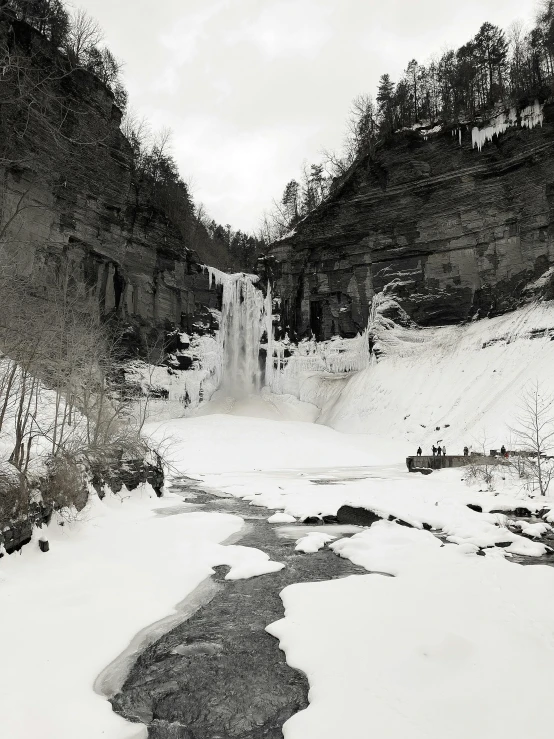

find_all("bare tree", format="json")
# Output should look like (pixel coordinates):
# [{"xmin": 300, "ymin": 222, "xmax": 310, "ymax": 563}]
[
  {"xmin": 321, "ymin": 147, "xmax": 350, "ymax": 178},
  {"xmin": 64, "ymin": 8, "xmax": 103, "ymax": 67},
  {"xmin": 511, "ymin": 382, "xmax": 554, "ymax": 496},
  {"xmin": 464, "ymin": 430, "xmax": 499, "ymax": 490}
]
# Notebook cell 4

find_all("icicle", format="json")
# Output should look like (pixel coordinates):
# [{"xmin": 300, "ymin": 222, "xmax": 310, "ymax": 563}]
[
  {"xmin": 521, "ymin": 101, "xmax": 544, "ymax": 130},
  {"xmin": 263, "ymin": 283, "xmax": 273, "ymax": 390},
  {"xmin": 472, "ymin": 103, "xmax": 542, "ymax": 152},
  {"xmin": 471, "ymin": 111, "xmax": 510, "ymax": 152},
  {"xmin": 458, "ymin": 128, "xmax": 462, "ymax": 146}
]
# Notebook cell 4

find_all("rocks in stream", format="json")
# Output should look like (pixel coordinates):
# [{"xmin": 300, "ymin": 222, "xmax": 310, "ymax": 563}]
[
  {"xmin": 111, "ymin": 485, "xmax": 365, "ymax": 739},
  {"xmin": 467, "ymin": 504, "xmax": 483, "ymax": 513},
  {"xmin": 301, "ymin": 515, "xmax": 323, "ymax": 524},
  {"xmin": 336, "ymin": 505, "xmax": 382, "ymax": 526},
  {"xmin": 490, "ymin": 507, "xmax": 533, "ymax": 518}
]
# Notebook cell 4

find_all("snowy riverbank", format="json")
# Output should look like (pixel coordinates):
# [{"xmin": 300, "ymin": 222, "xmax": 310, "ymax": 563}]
[
  {"xmin": 0, "ymin": 482, "xmax": 284, "ymax": 739},
  {"xmin": 149, "ymin": 404, "xmax": 554, "ymax": 739},
  {"xmin": 4, "ymin": 389, "xmax": 554, "ymax": 738}
]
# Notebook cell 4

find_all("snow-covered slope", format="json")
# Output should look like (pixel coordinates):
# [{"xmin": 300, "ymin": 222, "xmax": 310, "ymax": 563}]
[{"xmin": 277, "ymin": 302, "xmax": 554, "ymax": 452}]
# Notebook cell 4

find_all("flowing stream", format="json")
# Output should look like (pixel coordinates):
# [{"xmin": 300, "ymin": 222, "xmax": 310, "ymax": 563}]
[{"xmin": 109, "ymin": 478, "xmax": 364, "ymax": 739}]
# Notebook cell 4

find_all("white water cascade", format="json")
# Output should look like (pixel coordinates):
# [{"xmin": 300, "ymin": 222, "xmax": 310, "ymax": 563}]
[
  {"xmin": 206, "ymin": 267, "xmax": 272, "ymax": 397},
  {"xmin": 205, "ymin": 265, "xmax": 379, "ymax": 401}
]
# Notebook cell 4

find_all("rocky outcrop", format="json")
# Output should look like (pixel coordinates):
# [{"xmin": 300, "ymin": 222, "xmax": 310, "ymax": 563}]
[
  {"xmin": 0, "ymin": 18, "xmax": 231, "ymax": 339},
  {"xmin": 270, "ymin": 107, "xmax": 554, "ymax": 339}
]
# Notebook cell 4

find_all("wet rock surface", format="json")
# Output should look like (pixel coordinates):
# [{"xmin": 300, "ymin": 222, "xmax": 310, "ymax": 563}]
[{"xmin": 111, "ymin": 479, "xmax": 364, "ymax": 739}]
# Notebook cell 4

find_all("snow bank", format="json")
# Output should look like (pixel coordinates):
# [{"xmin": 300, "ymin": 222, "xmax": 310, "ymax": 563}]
[
  {"xmin": 0, "ymin": 485, "xmax": 285, "ymax": 739},
  {"xmin": 295, "ymin": 532, "xmax": 335, "ymax": 553},
  {"xmin": 268, "ymin": 521, "xmax": 554, "ymax": 739},
  {"xmin": 153, "ymin": 414, "xmax": 551, "ymax": 557},
  {"xmin": 291, "ymin": 302, "xmax": 554, "ymax": 451},
  {"xmin": 222, "ymin": 544, "xmax": 284, "ymax": 579},
  {"xmin": 268, "ymin": 512, "xmax": 297, "ymax": 523}
]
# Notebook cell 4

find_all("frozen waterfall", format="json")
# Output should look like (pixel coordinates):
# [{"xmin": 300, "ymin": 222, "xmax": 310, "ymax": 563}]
[
  {"xmin": 205, "ymin": 265, "xmax": 375, "ymax": 401},
  {"xmin": 206, "ymin": 267, "xmax": 272, "ymax": 397}
]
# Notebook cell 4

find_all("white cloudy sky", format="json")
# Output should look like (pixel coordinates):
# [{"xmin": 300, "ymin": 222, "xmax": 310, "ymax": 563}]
[{"xmin": 79, "ymin": 0, "xmax": 535, "ymax": 232}]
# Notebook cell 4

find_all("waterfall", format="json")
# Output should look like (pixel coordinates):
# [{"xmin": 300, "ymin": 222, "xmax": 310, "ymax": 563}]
[
  {"xmin": 204, "ymin": 265, "xmax": 376, "ymax": 401},
  {"xmin": 206, "ymin": 267, "xmax": 272, "ymax": 397}
]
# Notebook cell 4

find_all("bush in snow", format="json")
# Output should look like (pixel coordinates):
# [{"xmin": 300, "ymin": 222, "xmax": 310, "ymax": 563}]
[{"xmin": 41, "ymin": 454, "xmax": 88, "ymax": 514}]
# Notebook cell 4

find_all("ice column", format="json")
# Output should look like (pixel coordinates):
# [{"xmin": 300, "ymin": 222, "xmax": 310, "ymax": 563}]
[
  {"xmin": 205, "ymin": 267, "xmax": 272, "ymax": 397},
  {"xmin": 471, "ymin": 104, "xmax": 541, "ymax": 151}
]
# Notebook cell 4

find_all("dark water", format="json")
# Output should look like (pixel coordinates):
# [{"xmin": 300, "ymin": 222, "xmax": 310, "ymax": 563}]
[
  {"xmin": 109, "ymin": 480, "xmax": 554, "ymax": 738},
  {"xmin": 110, "ymin": 479, "xmax": 366, "ymax": 739}
]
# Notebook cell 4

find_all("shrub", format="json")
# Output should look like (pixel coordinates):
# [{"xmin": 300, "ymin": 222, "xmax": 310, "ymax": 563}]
[{"xmin": 41, "ymin": 454, "xmax": 88, "ymax": 512}]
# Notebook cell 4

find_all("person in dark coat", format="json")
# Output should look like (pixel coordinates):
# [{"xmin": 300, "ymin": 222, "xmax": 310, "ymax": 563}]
[
  {"xmin": 500, "ymin": 445, "xmax": 506, "ymax": 456},
  {"xmin": 432, "ymin": 445, "xmax": 436, "ymax": 456},
  {"xmin": 463, "ymin": 446, "xmax": 469, "ymax": 456},
  {"xmin": 417, "ymin": 447, "xmax": 422, "ymax": 456},
  {"xmin": 437, "ymin": 445, "xmax": 442, "ymax": 456}
]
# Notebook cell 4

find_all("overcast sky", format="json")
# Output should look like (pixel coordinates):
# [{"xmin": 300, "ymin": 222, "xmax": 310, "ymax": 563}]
[{"xmin": 79, "ymin": 0, "xmax": 535, "ymax": 232}]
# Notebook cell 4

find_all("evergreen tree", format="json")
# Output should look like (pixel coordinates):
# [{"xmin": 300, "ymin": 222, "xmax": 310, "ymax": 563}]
[
  {"xmin": 473, "ymin": 22, "xmax": 508, "ymax": 104},
  {"xmin": 281, "ymin": 180, "xmax": 300, "ymax": 222},
  {"xmin": 376, "ymin": 74, "xmax": 395, "ymax": 133},
  {"xmin": 406, "ymin": 59, "xmax": 420, "ymax": 121}
]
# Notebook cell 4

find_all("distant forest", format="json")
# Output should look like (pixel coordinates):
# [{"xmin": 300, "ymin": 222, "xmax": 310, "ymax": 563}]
[{"xmin": 263, "ymin": 2, "xmax": 554, "ymax": 240}]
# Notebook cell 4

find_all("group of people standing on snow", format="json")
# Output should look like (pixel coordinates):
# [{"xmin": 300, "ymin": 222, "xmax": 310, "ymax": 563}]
[
  {"xmin": 416, "ymin": 445, "xmax": 446, "ymax": 456},
  {"xmin": 415, "ymin": 444, "xmax": 508, "ymax": 458}
]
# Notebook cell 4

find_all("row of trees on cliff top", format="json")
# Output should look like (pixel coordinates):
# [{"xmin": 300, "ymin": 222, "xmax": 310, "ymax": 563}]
[
  {"xmin": 121, "ymin": 116, "xmax": 264, "ymax": 271},
  {"xmin": 262, "ymin": 2, "xmax": 554, "ymax": 242},
  {"xmin": 2, "ymin": 0, "xmax": 127, "ymax": 108}
]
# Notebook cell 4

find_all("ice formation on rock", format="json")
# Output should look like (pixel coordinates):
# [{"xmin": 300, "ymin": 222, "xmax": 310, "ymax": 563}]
[
  {"xmin": 520, "ymin": 100, "xmax": 544, "ymax": 130},
  {"xmin": 421, "ymin": 125, "xmax": 442, "ymax": 140},
  {"xmin": 471, "ymin": 107, "xmax": 518, "ymax": 152},
  {"xmin": 206, "ymin": 267, "xmax": 272, "ymax": 397},
  {"xmin": 262, "ymin": 292, "xmax": 395, "ymax": 396},
  {"xmin": 266, "ymin": 324, "xmax": 372, "ymax": 396},
  {"xmin": 472, "ymin": 103, "xmax": 543, "ymax": 151}
]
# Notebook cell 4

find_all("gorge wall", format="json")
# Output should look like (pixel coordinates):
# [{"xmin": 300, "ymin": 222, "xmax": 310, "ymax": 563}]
[
  {"xmin": 270, "ymin": 106, "xmax": 554, "ymax": 340},
  {"xmin": 0, "ymin": 18, "xmax": 232, "ymax": 342}
]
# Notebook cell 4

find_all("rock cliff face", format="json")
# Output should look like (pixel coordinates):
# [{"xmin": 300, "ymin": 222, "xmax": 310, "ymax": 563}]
[
  {"xmin": 0, "ymin": 19, "xmax": 232, "ymax": 340},
  {"xmin": 270, "ymin": 107, "xmax": 554, "ymax": 339}
]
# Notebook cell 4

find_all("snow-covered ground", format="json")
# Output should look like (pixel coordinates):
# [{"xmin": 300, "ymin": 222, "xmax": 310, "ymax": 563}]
[
  {"xmin": 4, "ymin": 301, "xmax": 554, "ymax": 739},
  {"xmin": 144, "ymin": 387, "xmax": 554, "ymax": 739},
  {"xmin": 0, "ymin": 483, "xmax": 284, "ymax": 739},
  {"xmin": 263, "ymin": 302, "xmax": 554, "ymax": 449},
  {"xmin": 151, "ymin": 401, "xmax": 553, "ymax": 556},
  {"xmin": 269, "ymin": 521, "xmax": 554, "ymax": 739}
]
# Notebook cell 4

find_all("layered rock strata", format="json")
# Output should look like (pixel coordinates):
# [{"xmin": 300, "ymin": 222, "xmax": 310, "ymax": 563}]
[
  {"xmin": 270, "ymin": 107, "xmax": 554, "ymax": 339},
  {"xmin": 0, "ymin": 18, "xmax": 232, "ymax": 337}
]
